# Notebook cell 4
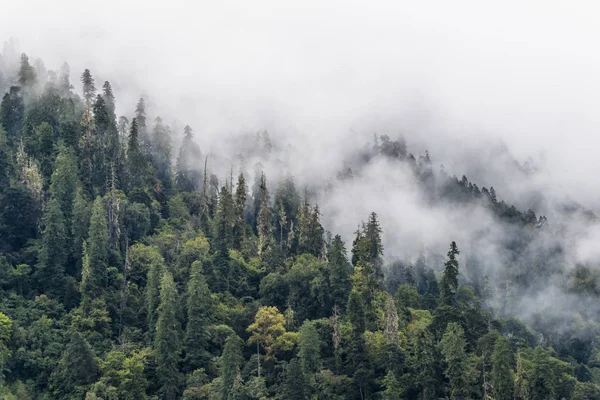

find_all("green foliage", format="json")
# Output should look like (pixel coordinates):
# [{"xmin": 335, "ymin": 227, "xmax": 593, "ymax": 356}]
[
  {"xmin": 155, "ymin": 271, "xmax": 182, "ymax": 399},
  {"xmin": 0, "ymin": 56, "xmax": 594, "ymax": 400}
]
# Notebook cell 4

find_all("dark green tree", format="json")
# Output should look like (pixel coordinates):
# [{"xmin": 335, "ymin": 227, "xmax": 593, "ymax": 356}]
[
  {"xmin": 37, "ymin": 198, "xmax": 68, "ymax": 296},
  {"xmin": 155, "ymin": 271, "xmax": 182, "ymax": 400},
  {"xmin": 151, "ymin": 116, "xmax": 172, "ymax": 190},
  {"xmin": 175, "ymin": 125, "xmax": 202, "ymax": 191},
  {"xmin": 185, "ymin": 261, "xmax": 211, "ymax": 372},
  {"xmin": 18, "ymin": 53, "xmax": 37, "ymax": 95},
  {"xmin": 492, "ymin": 335, "xmax": 514, "ymax": 400},
  {"xmin": 82, "ymin": 196, "xmax": 109, "ymax": 299},
  {"xmin": 49, "ymin": 145, "xmax": 78, "ymax": 223},
  {"xmin": 51, "ymin": 332, "xmax": 99, "ymax": 396},
  {"xmin": 220, "ymin": 334, "xmax": 244, "ymax": 400},
  {"xmin": 81, "ymin": 69, "xmax": 96, "ymax": 105},
  {"xmin": 440, "ymin": 241, "xmax": 460, "ymax": 305},
  {"xmin": 438, "ymin": 322, "xmax": 474, "ymax": 400},
  {"xmin": 328, "ymin": 235, "xmax": 352, "ymax": 310},
  {"xmin": 298, "ymin": 320, "xmax": 321, "ymax": 376},
  {"xmin": 233, "ymin": 172, "xmax": 247, "ymax": 248},
  {"xmin": 530, "ymin": 347, "xmax": 556, "ymax": 400}
]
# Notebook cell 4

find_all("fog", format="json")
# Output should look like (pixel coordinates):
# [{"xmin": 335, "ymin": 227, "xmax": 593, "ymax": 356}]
[{"xmin": 2, "ymin": 0, "xmax": 600, "ymax": 329}]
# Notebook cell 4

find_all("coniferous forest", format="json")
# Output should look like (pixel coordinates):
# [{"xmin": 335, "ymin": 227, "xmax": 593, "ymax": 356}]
[{"xmin": 1, "ymin": 49, "xmax": 600, "ymax": 400}]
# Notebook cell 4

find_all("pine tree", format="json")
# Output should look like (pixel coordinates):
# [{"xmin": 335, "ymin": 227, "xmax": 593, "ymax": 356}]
[
  {"xmin": 175, "ymin": 125, "xmax": 202, "ymax": 191},
  {"xmin": 279, "ymin": 359, "xmax": 307, "ymax": 400},
  {"xmin": 102, "ymin": 81, "xmax": 116, "ymax": 117},
  {"xmin": 144, "ymin": 247, "xmax": 165, "ymax": 339},
  {"xmin": 298, "ymin": 320, "xmax": 321, "ymax": 376},
  {"xmin": 154, "ymin": 271, "xmax": 182, "ymax": 400},
  {"xmin": 491, "ymin": 336, "xmax": 514, "ymax": 400},
  {"xmin": 220, "ymin": 334, "xmax": 244, "ymax": 400},
  {"xmin": 440, "ymin": 241, "xmax": 460, "ymax": 305},
  {"xmin": 18, "ymin": 53, "xmax": 37, "ymax": 95},
  {"xmin": 81, "ymin": 69, "xmax": 96, "ymax": 106},
  {"xmin": 0, "ymin": 86, "xmax": 24, "ymax": 142},
  {"xmin": 381, "ymin": 370, "xmax": 403, "ymax": 400},
  {"xmin": 127, "ymin": 118, "xmax": 152, "ymax": 191},
  {"xmin": 51, "ymin": 332, "xmax": 99, "ymax": 394},
  {"xmin": 49, "ymin": 145, "xmax": 79, "ymax": 223},
  {"xmin": 256, "ymin": 172, "xmax": 273, "ymax": 257},
  {"xmin": 328, "ymin": 235, "xmax": 352, "ymax": 310},
  {"xmin": 151, "ymin": 116, "xmax": 172, "ymax": 190},
  {"xmin": 135, "ymin": 98, "xmax": 151, "ymax": 157},
  {"xmin": 408, "ymin": 321, "xmax": 436, "ymax": 399},
  {"xmin": 185, "ymin": 261, "xmax": 211, "ymax": 372},
  {"xmin": 233, "ymin": 172, "xmax": 247, "ymax": 248},
  {"xmin": 530, "ymin": 347, "xmax": 556, "ymax": 400},
  {"xmin": 84, "ymin": 196, "xmax": 109, "ymax": 299},
  {"xmin": 71, "ymin": 190, "xmax": 91, "ymax": 273},
  {"xmin": 37, "ymin": 198, "xmax": 68, "ymax": 296},
  {"xmin": 365, "ymin": 212, "xmax": 383, "ymax": 264},
  {"xmin": 438, "ymin": 322, "xmax": 473, "ymax": 400}
]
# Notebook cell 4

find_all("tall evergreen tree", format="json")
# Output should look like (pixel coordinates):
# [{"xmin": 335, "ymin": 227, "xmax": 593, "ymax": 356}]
[
  {"xmin": 440, "ymin": 241, "xmax": 460, "ymax": 305},
  {"xmin": 18, "ymin": 53, "xmax": 37, "ymax": 95},
  {"xmin": 185, "ymin": 261, "xmax": 211, "ymax": 372},
  {"xmin": 491, "ymin": 336, "xmax": 514, "ymax": 400},
  {"xmin": 71, "ymin": 190, "xmax": 91, "ymax": 273},
  {"xmin": 298, "ymin": 320, "xmax": 321, "ymax": 376},
  {"xmin": 220, "ymin": 334, "xmax": 244, "ymax": 400},
  {"xmin": 0, "ymin": 86, "xmax": 24, "ymax": 142},
  {"xmin": 51, "ymin": 332, "xmax": 99, "ymax": 395},
  {"xmin": 81, "ymin": 69, "xmax": 96, "ymax": 106},
  {"xmin": 233, "ymin": 172, "xmax": 247, "ymax": 248},
  {"xmin": 328, "ymin": 235, "xmax": 352, "ymax": 310},
  {"xmin": 155, "ymin": 271, "xmax": 182, "ymax": 400},
  {"xmin": 151, "ymin": 116, "xmax": 172, "ymax": 190},
  {"xmin": 530, "ymin": 347, "xmax": 556, "ymax": 400},
  {"xmin": 49, "ymin": 145, "xmax": 79, "ymax": 223},
  {"xmin": 175, "ymin": 125, "xmax": 201, "ymax": 191},
  {"xmin": 256, "ymin": 172, "xmax": 273, "ymax": 257},
  {"xmin": 135, "ymin": 98, "xmax": 151, "ymax": 157},
  {"xmin": 37, "ymin": 198, "xmax": 68, "ymax": 296},
  {"xmin": 127, "ymin": 118, "xmax": 152, "ymax": 191},
  {"xmin": 438, "ymin": 322, "xmax": 474, "ymax": 400},
  {"xmin": 82, "ymin": 196, "xmax": 109, "ymax": 300}
]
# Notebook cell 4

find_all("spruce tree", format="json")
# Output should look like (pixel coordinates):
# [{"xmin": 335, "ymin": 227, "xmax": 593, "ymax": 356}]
[
  {"xmin": 220, "ymin": 334, "xmax": 244, "ymax": 400},
  {"xmin": 440, "ymin": 241, "xmax": 460, "ymax": 305},
  {"xmin": 37, "ymin": 198, "xmax": 68, "ymax": 296},
  {"xmin": 51, "ymin": 332, "xmax": 99, "ymax": 394},
  {"xmin": 438, "ymin": 322, "xmax": 473, "ymax": 399},
  {"xmin": 151, "ymin": 116, "xmax": 172, "ymax": 190},
  {"xmin": 328, "ymin": 235, "xmax": 352, "ymax": 310},
  {"xmin": 175, "ymin": 125, "xmax": 201, "ymax": 191},
  {"xmin": 530, "ymin": 347, "xmax": 556, "ymax": 400},
  {"xmin": 256, "ymin": 172, "xmax": 273, "ymax": 257},
  {"xmin": 71, "ymin": 190, "xmax": 91, "ymax": 273},
  {"xmin": 49, "ymin": 145, "xmax": 78, "ymax": 223},
  {"xmin": 155, "ymin": 271, "xmax": 182, "ymax": 400},
  {"xmin": 491, "ymin": 336, "xmax": 514, "ymax": 400},
  {"xmin": 84, "ymin": 196, "xmax": 109, "ymax": 299},
  {"xmin": 298, "ymin": 320, "xmax": 321, "ymax": 376},
  {"xmin": 185, "ymin": 261, "xmax": 211, "ymax": 372},
  {"xmin": 81, "ymin": 69, "xmax": 96, "ymax": 106},
  {"xmin": 127, "ymin": 118, "xmax": 152, "ymax": 191},
  {"xmin": 144, "ymin": 247, "xmax": 165, "ymax": 338},
  {"xmin": 18, "ymin": 53, "xmax": 37, "ymax": 95},
  {"xmin": 135, "ymin": 97, "xmax": 151, "ymax": 157},
  {"xmin": 233, "ymin": 172, "xmax": 247, "ymax": 248}
]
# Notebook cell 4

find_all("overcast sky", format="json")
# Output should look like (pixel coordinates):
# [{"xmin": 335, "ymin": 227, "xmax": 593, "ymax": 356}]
[{"xmin": 1, "ymin": 0, "xmax": 599, "ymax": 211}]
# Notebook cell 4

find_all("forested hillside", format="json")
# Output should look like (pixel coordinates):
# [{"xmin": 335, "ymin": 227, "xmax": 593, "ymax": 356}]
[{"xmin": 1, "ymin": 50, "xmax": 600, "ymax": 400}]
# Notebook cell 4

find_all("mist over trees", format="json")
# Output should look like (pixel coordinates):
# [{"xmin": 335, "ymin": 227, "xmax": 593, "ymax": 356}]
[{"xmin": 0, "ymin": 44, "xmax": 600, "ymax": 400}]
